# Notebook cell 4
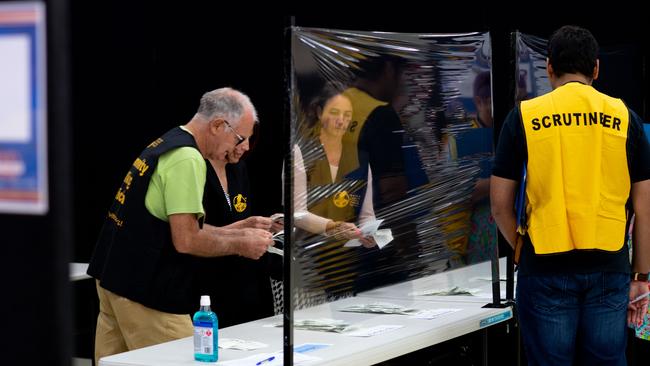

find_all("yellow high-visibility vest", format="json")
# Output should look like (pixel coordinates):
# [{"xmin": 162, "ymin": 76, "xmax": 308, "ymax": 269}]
[{"xmin": 520, "ymin": 82, "xmax": 630, "ymax": 254}]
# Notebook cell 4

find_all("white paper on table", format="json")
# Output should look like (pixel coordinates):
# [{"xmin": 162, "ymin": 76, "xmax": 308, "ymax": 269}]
[
  {"xmin": 219, "ymin": 338, "xmax": 268, "ymax": 351},
  {"xmin": 218, "ymin": 351, "xmax": 320, "ymax": 366},
  {"xmin": 409, "ymin": 286, "xmax": 482, "ymax": 296},
  {"xmin": 410, "ymin": 308, "xmax": 461, "ymax": 320},
  {"xmin": 344, "ymin": 219, "xmax": 393, "ymax": 249},
  {"xmin": 343, "ymin": 324, "xmax": 403, "ymax": 337},
  {"xmin": 469, "ymin": 276, "xmax": 509, "ymax": 282}
]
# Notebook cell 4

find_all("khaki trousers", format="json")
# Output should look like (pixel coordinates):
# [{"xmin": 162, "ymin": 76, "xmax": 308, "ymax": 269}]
[{"xmin": 94, "ymin": 281, "xmax": 193, "ymax": 365}]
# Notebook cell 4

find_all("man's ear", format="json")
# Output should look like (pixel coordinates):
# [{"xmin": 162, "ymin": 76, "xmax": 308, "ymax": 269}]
[
  {"xmin": 210, "ymin": 118, "xmax": 224, "ymax": 134},
  {"xmin": 593, "ymin": 59, "xmax": 600, "ymax": 81},
  {"xmin": 546, "ymin": 58, "xmax": 554, "ymax": 79}
]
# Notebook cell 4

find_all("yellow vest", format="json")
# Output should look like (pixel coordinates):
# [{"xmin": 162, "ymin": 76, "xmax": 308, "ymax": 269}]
[{"xmin": 520, "ymin": 82, "xmax": 630, "ymax": 254}]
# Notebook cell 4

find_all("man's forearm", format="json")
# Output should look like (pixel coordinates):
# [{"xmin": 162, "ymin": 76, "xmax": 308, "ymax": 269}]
[
  {"xmin": 632, "ymin": 213, "xmax": 650, "ymax": 274},
  {"xmin": 490, "ymin": 176, "xmax": 519, "ymax": 249},
  {"xmin": 169, "ymin": 213, "xmax": 246, "ymax": 257},
  {"xmin": 492, "ymin": 209, "xmax": 517, "ymax": 249}
]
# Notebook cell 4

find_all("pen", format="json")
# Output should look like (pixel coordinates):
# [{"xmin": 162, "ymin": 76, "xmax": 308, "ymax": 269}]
[
  {"xmin": 256, "ymin": 356, "xmax": 275, "ymax": 365},
  {"xmin": 630, "ymin": 291, "xmax": 650, "ymax": 304}
]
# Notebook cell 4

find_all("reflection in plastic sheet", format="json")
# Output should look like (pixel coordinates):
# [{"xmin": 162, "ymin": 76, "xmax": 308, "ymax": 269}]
[
  {"xmin": 291, "ymin": 28, "xmax": 496, "ymax": 308},
  {"xmin": 515, "ymin": 32, "xmax": 551, "ymax": 101}
]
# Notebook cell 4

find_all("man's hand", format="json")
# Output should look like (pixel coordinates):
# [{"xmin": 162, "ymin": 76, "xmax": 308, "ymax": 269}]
[
  {"xmin": 269, "ymin": 213, "xmax": 284, "ymax": 233},
  {"xmin": 628, "ymin": 280, "xmax": 650, "ymax": 327},
  {"xmin": 236, "ymin": 228, "xmax": 274, "ymax": 260},
  {"xmin": 238, "ymin": 216, "xmax": 274, "ymax": 231}
]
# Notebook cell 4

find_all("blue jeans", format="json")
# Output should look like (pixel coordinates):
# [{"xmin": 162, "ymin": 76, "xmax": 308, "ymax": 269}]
[{"xmin": 516, "ymin": 272, "xmax": 629, "ymax": 366}]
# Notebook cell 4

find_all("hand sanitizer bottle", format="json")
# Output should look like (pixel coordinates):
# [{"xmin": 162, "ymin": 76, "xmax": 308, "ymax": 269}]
[{"xmin": 193, "ymin": 295, "xmax": 218, "ymax": 362}]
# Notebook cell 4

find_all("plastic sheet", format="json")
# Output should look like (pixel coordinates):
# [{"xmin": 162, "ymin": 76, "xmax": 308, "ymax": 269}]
[{"xmin": 290, "ymin": 27, "xmax": 495, "ymax": 308}]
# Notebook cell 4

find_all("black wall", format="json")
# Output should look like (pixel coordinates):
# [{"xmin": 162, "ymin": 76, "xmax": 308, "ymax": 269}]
[{"xmin": 70, "ymin": 4, "xmax": 288, "ymax": 260}]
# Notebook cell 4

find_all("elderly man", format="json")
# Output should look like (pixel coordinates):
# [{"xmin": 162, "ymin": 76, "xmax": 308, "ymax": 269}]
[{"xmin": 87, "ymin": 87, "xmax": 274, "ymax": 363}]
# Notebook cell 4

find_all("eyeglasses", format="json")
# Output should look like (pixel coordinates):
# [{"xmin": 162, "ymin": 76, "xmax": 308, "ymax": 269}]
[{"xmin": 223, "ymin": 120, "xmax": 246, "ymax": 146}]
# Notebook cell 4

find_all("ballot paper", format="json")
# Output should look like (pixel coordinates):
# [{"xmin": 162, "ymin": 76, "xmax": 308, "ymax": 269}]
[
  {"xmin": 338, "ymin": 302, "xmax": 419, "ymax": 315},
  {"xmin": 219, "ymin": 338, "xmax": 268, "ymax": 351},
  {"xmin": 267, "ymin": 245, "xmax": 284, "ymax": 256},
  {"xmin": 469, "ymin": 276, "xmax": 508, "ymax": 282},
  {"xmin": 344, "ymin": 219, "xmax": 393, "ymax": 249},
  {"xmin": 410, "ymin": 308, "xmax": 462, "ymax": 320},
  {"xmin": 409, "ymin": 286, "xmax": 482, "ymax": 296},
  {"xmin": 266, "ymin": 318, "xmax": 351, "ymax": 333},
  {"xmin": 343, "ymin": 324, "xmax": 403, "ymax": 337}
]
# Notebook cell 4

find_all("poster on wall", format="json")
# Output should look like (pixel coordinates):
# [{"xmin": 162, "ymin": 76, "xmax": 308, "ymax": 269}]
[{"xmin": 0, "ymin": 2, "xmax": 47, "ymax": 215}]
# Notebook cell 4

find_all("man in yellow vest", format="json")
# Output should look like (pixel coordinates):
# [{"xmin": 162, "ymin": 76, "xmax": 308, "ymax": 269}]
[{"xmin": 491, "ymin": 25, "xmax": 650, "ymax": 365}]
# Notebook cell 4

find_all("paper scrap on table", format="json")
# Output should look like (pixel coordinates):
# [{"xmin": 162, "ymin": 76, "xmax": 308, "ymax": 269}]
[
  {"xmin": 266, "ymin": 318, "xmax": 351, "ymax": 333},
  {"xmin": 344, "ymin": 219, "xmax": 393, "ymax": 249},
  {"xmin": 343, "ymin": 324, "xmax": 403, "ymax": 337},
  {"xmin": 409, "ymin": 286, "xmax": 482, "ymax": 296},
  {"xmin": 219, "ymin": 338, "xmax": 268, "ymax": 351},
  {"xmin": 338, "ymin": 302, "xmax": 419, "ymax": 315},
  {"xmin": 411, "ymin": 308, "xmax": 461, "ymax": 320},
  {"xmin": 218, "ymin": 351, "xmax": 320, "ymax": 366},
  {"xmin": 469, "ymin": 276, "xmax": 509, "ymax": 282}
]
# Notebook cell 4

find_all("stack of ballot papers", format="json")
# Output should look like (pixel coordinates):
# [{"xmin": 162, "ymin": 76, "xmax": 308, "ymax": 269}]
[
  {"xmin": 338, "ymin": 302, "xmax": 419, "ymax": 315},
  {"xmin": 267, "ymin": 318, "xmax": 351, "ymax": 333},
  {"xmin": 409, "ymin": 286, "xmax": 481, "ymax": 296}
]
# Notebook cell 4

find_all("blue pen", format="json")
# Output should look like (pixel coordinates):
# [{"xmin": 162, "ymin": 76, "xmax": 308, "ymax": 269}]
[{"xmin": 256, "ymin": 356, "xmax": 275, "ymax": 365}]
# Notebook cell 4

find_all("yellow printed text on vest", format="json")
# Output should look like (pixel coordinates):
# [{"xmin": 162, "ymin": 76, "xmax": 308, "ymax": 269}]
[{"xmin": 520, "ymin": 83, "xmax": 629, "ymax": 254}]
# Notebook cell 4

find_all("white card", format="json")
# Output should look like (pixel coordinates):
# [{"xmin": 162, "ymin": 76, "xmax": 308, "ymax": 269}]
[
  {"xmin": 219, "ymin": 338, "xmax": 268, "ymax": 351},
  {"xmin": 344, "ymin": 324, "xmax": 403, "ymax": 337},
  {"xmin": 411, "ymin": 308, "xmax": 461, "ymax": 319}
]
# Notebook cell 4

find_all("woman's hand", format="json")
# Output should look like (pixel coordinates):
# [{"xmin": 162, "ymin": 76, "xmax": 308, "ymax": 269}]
[
  {"xmin": 359, "ymin": 236, "xmax": 377, "ymax": 248},
  {"xmin": 325, "ymin": 220, "xmax": 361, "ymax": 240}
]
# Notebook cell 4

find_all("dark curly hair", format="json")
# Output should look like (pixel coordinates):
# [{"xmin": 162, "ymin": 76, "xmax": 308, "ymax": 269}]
[{"xmin": 547, "ymin": 25, "xmax": 599, "ymax": 78}]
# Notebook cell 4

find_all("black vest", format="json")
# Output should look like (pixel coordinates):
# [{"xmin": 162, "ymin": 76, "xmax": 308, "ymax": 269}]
[
  {"xmin": 88, "ymin": 127, "xmax": 204, "ymax": 314},
  {"xmin": 199, "ymin": 161, "xmax": 274, "ymax": 327}
]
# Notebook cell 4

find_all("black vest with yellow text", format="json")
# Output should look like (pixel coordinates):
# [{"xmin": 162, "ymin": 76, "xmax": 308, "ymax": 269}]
[
  {"xmin": 520, "ymin": 82, "xmax": 630, "ymax": 254},
  {"xmin": 88, "ymin": 127, "xmax": 203, "ymax": 314}
]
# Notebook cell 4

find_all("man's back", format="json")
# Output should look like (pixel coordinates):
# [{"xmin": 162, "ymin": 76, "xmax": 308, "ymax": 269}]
[{"xmin": 520, "ymin": 82, "xmax": 630, "ymax": 254}]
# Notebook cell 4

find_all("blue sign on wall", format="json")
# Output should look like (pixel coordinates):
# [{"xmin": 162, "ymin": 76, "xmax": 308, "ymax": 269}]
[{"xmin": 0, "ymin": 2, "xmax": 47, "ymax": 214}]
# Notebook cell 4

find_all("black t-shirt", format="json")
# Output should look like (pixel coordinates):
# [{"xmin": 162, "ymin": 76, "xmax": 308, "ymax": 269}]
[{"xmin": 492, "ymin": 104, "xmax": 650, "ymax": 275}]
